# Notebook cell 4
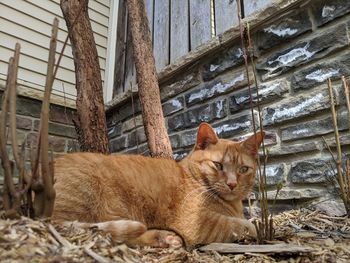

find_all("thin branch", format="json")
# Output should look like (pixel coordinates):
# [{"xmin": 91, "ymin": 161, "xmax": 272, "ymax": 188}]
[
  {"xmin": 48, "ymin": 224, "xmax": 73, "ymax": 249},
  {"xmin": 341, "ymin": 76, "xmax": 350, "ymax": 130},
  {"xmin": 84, "ymin": 245, "xmax": 111, "ymax": 263},
  {"xmin": 40, "ymin": 18, "xmax": 59, "ymax": 217},
  {"xmin": 9, "ymin": 43, "xmax": 21, "ymax": 168},
  {"xmin": 0, "ymin": 57, "xmax": 18, "ymax": 199},
  {"xmin": 327, "ymin": 79, "xmax": 347, "ymax": 207}
]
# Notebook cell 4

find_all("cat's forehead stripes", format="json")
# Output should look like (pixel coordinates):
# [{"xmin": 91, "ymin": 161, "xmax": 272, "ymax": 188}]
[{"xmin": 222, "ymin": 144, "xmax": 240, "ymax": 164}]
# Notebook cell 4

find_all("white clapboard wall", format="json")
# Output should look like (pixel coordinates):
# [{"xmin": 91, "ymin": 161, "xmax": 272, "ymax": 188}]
[
  {"xmin": 113, "ymin": 0, "xmax": 274, "ymax": 98},
  {"xmin": 0, "ymin": 0, "xmax": 110, "ymax": 106}
]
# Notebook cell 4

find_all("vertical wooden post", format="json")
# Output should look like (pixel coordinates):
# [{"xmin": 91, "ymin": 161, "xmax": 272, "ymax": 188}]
[
  {"xmin": 60, "ymin": 0, "xmax": 109, "ymax": 154},
  {"xmin": 125, "ymin": 0, "xmax": 173, "ymax": 159}
]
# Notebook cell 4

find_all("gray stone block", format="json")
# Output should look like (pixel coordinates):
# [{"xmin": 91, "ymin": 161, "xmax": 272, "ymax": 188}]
[
  {"xmin": 50, "ymin": 104, "xmax": 76, "ymax": 125},
  {"xmin": 162, "ymin": 97, "xmax": 184, "ymax": 116},
  {"xmin": 16, "ymin": 96, "xmax": 42, "ymax": 118},
  {"xmin": 185, "ymin": 70, "xmax": 247, "ymax": 106},
  {"xmin": 107, "ymin": 98, "xmax": 142, "ymax": 124},
  {"xmin": 168, "ymin": 99, "xmax": 227, "ymax": 131},
  {"xmin": 262, "ymin": 164, "xmax": 285, "ymax": 186},
  {"xmin": 291, "ymin": 55, "xmax": 350, "ymax": 91},
  {"xmin": 213, "ymin": 99, "xmax": 227, "ymax": 119},
  {"xmin": 167, "ymin": 113, "xmax": 185, "ymax": 132},
  {"xmin": 108, "ymin": 123, "xmax": 122, "ymax": 140},
  {"xmin": 122, "ymin": 115, "xmax": 143, "ymax": 133},
  {"xmin": 281, "ymin": 110, "xmax": 348, "ymax": 141},
  {"xmin": 26, "ymin": 132, "xmax": 66, "ymax": 152},
  {"xmin": 169, "ymin": 134, "xmax": 181, "ymax": 149},
  {"xmin": 128, "ymin": 128, "xmax": 147, "ymax": 148},
  {"xmin": 267, "ymin": 142, "xmax": 319, "ymax": 157},
  {"xmin": 311, "ymin": 0, "xmax": 350, "ymax": 26},
  {"xmin": 202, "ymin": 45, "xmax": 244, "ymax": 81},
  {"xmin": 109, "ymin": 136, "xmax": 127, "ymax": 152},
  {"xmin": 262, "ymin": 89, "xmax": 330, "ymax": 126},
  {"xmin": 213, "ymin": 113, "xmax": 258, "ymax": 139},
  {"xmin": 290, "ymin": 158, "xmax": 333, "ymax": 184},
  {"xmin": 160, "ymin": 71, "xmax": 200, "ymax": 100},
  {"xmin": 180, "ymin": 129, "xmax": 197, "ymax": 147},
  {"xmin": 11, "ymin": 116, "xmax": 32, "ymax": 130},
  {"xmin": 34, "ymin": 120, "xmax": 76, "ymax": 139},
  {"xmin": 230, "ymin": 79, "xmax": 288, "ymax": 113},
  {"xmin": 257, "ymin": 23, "xmax": 348, "ymax": 80},
  {"xmin": 184, "ymin": 104, "xmax": 212, "ymax": 127},
  {"xmin": 255, "ymin": 9, "xmax": 312, "ymax": 52},
  {"xmin": 67, "ymin": 140, "xmax": 80, "ymax": 152},
  {"xmin": 326, "ymin": 134, "xmax": 350, "ymax": 147},
  {"xmin": 266, "ymin": 187, "xmax": 327, "ymax": 200}
]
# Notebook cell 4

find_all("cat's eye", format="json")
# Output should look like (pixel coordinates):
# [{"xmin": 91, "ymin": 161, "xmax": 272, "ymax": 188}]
[
  {"xmin": 213, "ymin": 162, "xmax": 223, "ymax": 170},
  {"xmin": 239, "ymin": 166, "xmax": 249, "ymax": 173}
]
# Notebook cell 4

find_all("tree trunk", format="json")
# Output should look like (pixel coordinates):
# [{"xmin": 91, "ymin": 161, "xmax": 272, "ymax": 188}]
[
  {"xmin": 60, "ymin": 0, "xmax": 109, "ymax": 154},
  {"xmin": 126, "ymin": 0, "xmax": 173, "ymax": 159}
]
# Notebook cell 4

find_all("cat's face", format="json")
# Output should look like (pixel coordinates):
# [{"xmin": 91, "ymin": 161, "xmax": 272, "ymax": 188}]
[{"xmin": 185, "ymin": 123, "xmax": 264, "ymax": 201}]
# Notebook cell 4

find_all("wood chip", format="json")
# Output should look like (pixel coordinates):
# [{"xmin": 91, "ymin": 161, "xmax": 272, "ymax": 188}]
[
  {"xmin": 48, "ymin": 224, "xmax": 73, "ymax": 249},
  {"xmin": 84, "ymin": 246, "xmax": 112, "ymax": 263}
]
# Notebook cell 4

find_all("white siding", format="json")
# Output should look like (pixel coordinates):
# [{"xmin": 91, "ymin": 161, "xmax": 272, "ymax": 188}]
[{"xmin": 0, "ymin": 0, "xmax": 110, "ymax": 107}]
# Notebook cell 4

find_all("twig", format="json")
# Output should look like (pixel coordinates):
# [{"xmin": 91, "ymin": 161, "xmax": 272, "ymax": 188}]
[
  {"xmin": 40, "ymin": 18, "xmax": 59, "ymax": 217},
  {"xmin": 9, "ymin": 43, "xmax": 21, "ymax": 172},
  {"xmin": 84, "ymin": 243, "xmax": 111, "ymax": 263},
  {"xmin": 236, "ymin": 0, "xmax": 272, "ymax": 242},
  {"xmin": 130, "ymin": 82, "xmax": 139, "ymax": 153},
  {"xmin": 0, "ymin": 57, "xmax": 19, "ymax": 210},
  {"xmin": 48, "ymin": 224, "xmax": 73, "ymax": 249},
  {"xmin": 321, "ymin": 136, "xmax": 337, "ymax": 164},
  {"xmin": 342, "ymin": 76, "xmax": 350, "ymax": 129},
  {"xmin": 327, "ymin": 79, "xmax": 347, "ymax": 208}
]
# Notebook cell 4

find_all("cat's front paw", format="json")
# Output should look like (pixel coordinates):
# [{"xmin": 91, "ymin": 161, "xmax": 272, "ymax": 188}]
[
  {"xmin": 232, "ymin": 218, "xmax": 257, "ymax": 240},
  {"xmin": 244, "ymin": 220, "xmax": 257, "ymax": 238}
]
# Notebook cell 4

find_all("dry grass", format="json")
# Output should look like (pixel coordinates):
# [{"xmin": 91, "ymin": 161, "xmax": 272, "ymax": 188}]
[{"xmin": 0, "ymin": 209, "xmax": 349, "ymax": 263}]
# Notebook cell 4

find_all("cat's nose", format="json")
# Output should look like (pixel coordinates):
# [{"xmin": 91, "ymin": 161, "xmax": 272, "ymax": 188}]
[{"xmin": 227, "ymin": 181, "xmax": 237, "ymax": 190}]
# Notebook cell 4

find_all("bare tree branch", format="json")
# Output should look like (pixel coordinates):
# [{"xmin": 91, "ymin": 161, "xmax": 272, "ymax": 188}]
[{"xmin": 40, "ymin": 18, "xmax": 59, "ymax": 217}]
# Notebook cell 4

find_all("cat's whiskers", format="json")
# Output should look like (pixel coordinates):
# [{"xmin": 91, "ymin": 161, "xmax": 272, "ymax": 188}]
[{"xmin": 180, "ymin": 186, "xmax": 218, "ymax": 211}]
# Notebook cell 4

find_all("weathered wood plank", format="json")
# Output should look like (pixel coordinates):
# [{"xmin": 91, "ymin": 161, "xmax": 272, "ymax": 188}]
[
  {"xmin": 145, "ymin": 0, "xmax": 154, "ymax": 37},
  {"xmin": 153, "ymin": 0, "xmax": 170, "ymax": 71},
  {"xmin": 189, "ymin": 0, "xmax": 211, "ymax": 50},
  {"xmin": 170, "ymin": 0, "xmax": 189, "ymax": 62},
  {"xmin": 199, "ymin": 243, "xmax": 316, "ymax": 254},
  {"xmin": 215, "ymin": 0, "xmax": 239, "ymax": 35},
  {"xmin": 244, "ymin": 0, "xmax": 275, "ymax": 17},
  {"xmin": 113, "ymin": 0, "xmax": 127, "ymax": 97}
]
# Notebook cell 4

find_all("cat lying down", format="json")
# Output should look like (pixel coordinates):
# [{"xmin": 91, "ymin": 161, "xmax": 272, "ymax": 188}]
[{"xmin": 53, "ymin": 123, "xmax": 264, "ymax": 248}]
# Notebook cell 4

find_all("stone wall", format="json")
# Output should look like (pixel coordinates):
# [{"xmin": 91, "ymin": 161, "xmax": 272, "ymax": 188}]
[
  {"xmin": 0, "ymin": 90, "xmax": 78, "ymax": 182},
  {"xmin": 106, "ymin": 0, "xmax": 350, "ymax": 210}
]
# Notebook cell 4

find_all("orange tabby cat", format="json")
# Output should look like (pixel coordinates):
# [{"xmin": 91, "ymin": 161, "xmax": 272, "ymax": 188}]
[{"xmin": 53, "ymin": 123, "xmax": 264, "ymax": 248}]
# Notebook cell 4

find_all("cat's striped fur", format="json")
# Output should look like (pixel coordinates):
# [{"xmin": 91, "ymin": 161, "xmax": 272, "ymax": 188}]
[{"xmin": 53, "ymin": 123, "xmax": 264, "ymax": 248}]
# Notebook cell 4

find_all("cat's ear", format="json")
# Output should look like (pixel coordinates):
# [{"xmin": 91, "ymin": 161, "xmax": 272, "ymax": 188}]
[
  {"xmin": 242, "ymin": 131, "xmax": 265, "ymax": 156},
  {"xmin": 195, "ymin": 123, "xmax": 218, "ymax": 150}
]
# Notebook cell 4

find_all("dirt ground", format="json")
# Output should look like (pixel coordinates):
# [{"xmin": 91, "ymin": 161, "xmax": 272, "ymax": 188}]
[{"xmin": 0, "ymin": 208, "xmax": 349, "ymax": 263}]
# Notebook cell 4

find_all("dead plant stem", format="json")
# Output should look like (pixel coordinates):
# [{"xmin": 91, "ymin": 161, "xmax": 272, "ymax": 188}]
[
  {"xmin": 327, "ymin": 79, "xmax": 347, "ymax": 207},
  {"xmin": 39, "ymin": 18, "xmax": 59, "ymax": 217}
]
